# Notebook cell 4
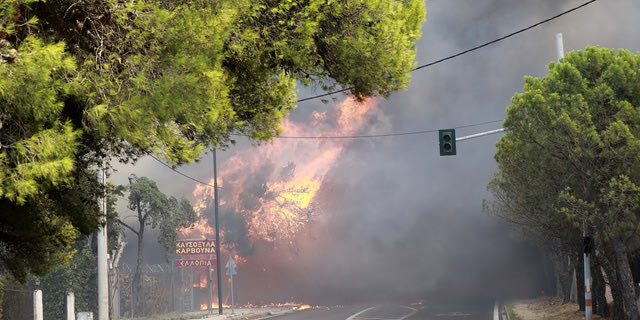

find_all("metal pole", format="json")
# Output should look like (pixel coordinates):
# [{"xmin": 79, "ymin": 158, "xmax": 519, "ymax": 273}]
[
  {"xmin": 97, "ymin": 166, "xmax": 109, "ymax": 320},
  {"xmin": 208, "ymin": 254, "xmax": 212, "ymax": 312},
  {"xmin": 130, "ymin": 274, "xmax": 133, "ymax": 317},
  {"xmin": 455, "ymin": 128, "xmax": 506, "ymax": 142},
  {"xmin": 584, "ymin": 252, "xmax": 592, "ymax": 319},
  {"xmin": 230, "ymin": 267, "xmax": 234, "ymax": 314},
  {"xmin": 214, "ymin": 149, "xmax": 223, "ymax": 314},
  {"xmin": 171, "ymin": 262, "xmax": 175, "ymax": 313}
]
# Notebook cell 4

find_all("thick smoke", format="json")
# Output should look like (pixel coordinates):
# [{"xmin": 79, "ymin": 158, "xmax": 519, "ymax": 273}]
[{"xmin": 113, "ymin": 0, "xmax": 640, "ymax": 306}]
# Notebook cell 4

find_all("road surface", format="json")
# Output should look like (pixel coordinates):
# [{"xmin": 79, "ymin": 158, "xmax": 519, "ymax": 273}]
[{"xmin": 268, "ymin": 302, "xmax": 495, "ymax": 320}]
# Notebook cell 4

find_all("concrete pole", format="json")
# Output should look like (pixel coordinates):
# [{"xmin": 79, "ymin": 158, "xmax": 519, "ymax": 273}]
[
  {"xmin": 556, "ymin": 33, "xmax": 564, "ymax": 62},
  {"xmin": 557, "ymin": 32, "xmax": 592, "ymax": 320},
  {"xmin": 67, "ymin": 292, "xmax": 76, "ymax": 320},
  {"xmin": 33, "ymin": 289, "xmax": 43, "ymax": 320},
  {"xmin": 97, "ymin": 166, "xmax": 109, "ymax": 320}
]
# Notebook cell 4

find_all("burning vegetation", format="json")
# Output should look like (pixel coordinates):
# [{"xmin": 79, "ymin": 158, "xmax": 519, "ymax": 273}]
[{"xmin": 180, "ymin": 97, "xmax": 380, "ymax": 306}]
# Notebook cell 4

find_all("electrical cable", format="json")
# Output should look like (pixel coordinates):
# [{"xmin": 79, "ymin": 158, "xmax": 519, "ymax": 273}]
[
  {"xmin": 296, "ymin": 0, "xmax": 597, "ymax": 103},
  {"xmin": 145, "ymin": 0, "xmax": 598, "ymax": 185},
  {"xmin": 151, "ymin": 119, "xmax": 506, "ymax": 187},
  {"xmin": 148, "ymin": 154, "xmax": 216, "ymax": 188},
  {"xmin": 267, "ymin": 119, "xmax": 504, "ymax": 139}
]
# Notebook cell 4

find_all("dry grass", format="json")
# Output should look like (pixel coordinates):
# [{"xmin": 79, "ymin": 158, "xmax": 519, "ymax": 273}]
[{"xmin": 510, "ymin": 297, "xmax": 606, "ymax": 320}]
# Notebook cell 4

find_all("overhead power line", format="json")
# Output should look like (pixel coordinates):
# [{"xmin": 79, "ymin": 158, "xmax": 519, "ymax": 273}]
[
  {"xmin": 148, "ymin": 154, "xmax": 216, "ymax": 188},
  {"xmin": 147, "ymin": 0, "xmax": 598, "ymax": 185},
  {"xmin": 152, "ymin": 119, "xmax": 507, "ymax": 187},
  {"xmin": 296, "ymin": 0, "xmax": 597, "ymax": 103},
  {"xmin": 271, "ymin": 119, "xmax": 504, "ymax": 139}
]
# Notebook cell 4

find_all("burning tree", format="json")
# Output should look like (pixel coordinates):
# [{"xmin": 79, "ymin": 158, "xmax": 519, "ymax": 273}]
[{"xmin": 181, "ymin": 97, "xmax": 381, "ymax": 305}]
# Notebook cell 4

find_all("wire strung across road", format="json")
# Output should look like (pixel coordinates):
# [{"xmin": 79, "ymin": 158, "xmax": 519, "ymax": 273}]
[
  {"xmin": 146, "ymin": 0, "xmax": 599, "ymax": 185},
  {"xmin": 151, "ymin": 119, "xmax": 506, "ymax": 187},
  {"xmin": 149, "ymin": 154, "xmax": 216, "ymax": 188},
  {"xmin": 296, "ymin": 0, "xmax": 597, "ymax": 103},
  {"xmin": 267, "ymin": 119, "xmax": 504, "ymax": 139}
]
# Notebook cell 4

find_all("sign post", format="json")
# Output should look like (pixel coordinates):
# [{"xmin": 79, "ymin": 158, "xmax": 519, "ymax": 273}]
[
  {"xmin": 225, "ymin": 256, "xmax": 237, "ymax": 314},
  {"xmin": 174, "ymin": 239, "xmax": 217, "ymax": 312}
]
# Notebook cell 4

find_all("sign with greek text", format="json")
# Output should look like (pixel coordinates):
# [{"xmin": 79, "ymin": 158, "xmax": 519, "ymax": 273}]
[
  {"xmin": 174, "ymin": 259, "xmax": 217, "ymax": 268},
  {"xmin": 175, "ymin": 239, "xmax": 216, "ymax": 255}
]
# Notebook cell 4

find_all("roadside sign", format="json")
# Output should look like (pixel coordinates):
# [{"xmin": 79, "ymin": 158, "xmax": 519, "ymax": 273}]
[
  {"xmin": 174, "ymin": 259, "xmax": 216, "ymax": 268},
  {"xmin": 226, "ymin": 255, "xmax": 237, "ymax": 313},
  {"xmin": 225, "ymin": 256, "xmax": 237, "ymax": 275},
  {"xmin": 175, "ymin": 239, "xmax": 216, "ymax": 255}
]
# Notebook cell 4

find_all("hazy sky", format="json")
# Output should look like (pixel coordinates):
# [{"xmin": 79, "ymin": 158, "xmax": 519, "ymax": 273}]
[{"xmin": 111, "ymin": 0, "xmax": 640, "ymax": 305}]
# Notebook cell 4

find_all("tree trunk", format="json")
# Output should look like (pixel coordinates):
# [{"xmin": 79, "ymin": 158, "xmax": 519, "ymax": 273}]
[
  {"xmin": 603, "ymin": 245, "xmax": 627, "ymax": 320},
  {"xmin": 551, "ymin": 249, "xmax": 571, "ymax": 300},
  {"xmin": 542, "ymin": 249, "xmax": 557, "ymax": 295},
  {"xmin": 133, "ymin": 221, "xmax": 145, "ymax": 316},
  {"xmin": 575, "ymin": 255, "xmax": 585, "ymax": 310},
  {"xmin": 612, "ymin": 238, "xmax": 639, "ymax": 320},
  {"xmin": 592, "ymin": 254, "xmax": 609, "ymax": 317}
]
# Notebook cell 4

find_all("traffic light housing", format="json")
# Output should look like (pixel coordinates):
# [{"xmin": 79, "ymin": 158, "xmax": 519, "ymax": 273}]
[
  {"xmin": 583, "ymin": 235, "xmax": 593, "ymax": 254},
  {"xmin": 439, "ymin": 129, "xmax": 456, "ymax": 156}
]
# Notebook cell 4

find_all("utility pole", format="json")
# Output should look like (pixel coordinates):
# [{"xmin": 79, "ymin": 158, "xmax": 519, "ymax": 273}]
[
  {"xmin": 98, "ymin": 166, "xmax": 109, "ymax": 320},
  {"xmin": 213, "ymin": 150, "xmax": 223, "ymax": 314},
  {"xmin": 556, "ymin": 32, "xmax": 592, "ymax": 320}
]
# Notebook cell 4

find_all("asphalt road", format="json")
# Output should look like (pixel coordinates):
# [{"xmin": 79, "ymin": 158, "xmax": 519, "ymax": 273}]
[{"xmin": 269, "ymin": 302, "xmax": 495, "ymax": 320}]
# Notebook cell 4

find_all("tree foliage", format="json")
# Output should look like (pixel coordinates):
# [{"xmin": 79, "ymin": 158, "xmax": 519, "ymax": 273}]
[
  {"xmin": 118, "ymin": 175, "xmax": 197, "ymax": 315},
  {"xmin": 487, "ymin": 46, "xmax": 640, "ymax": 318},
  {"xmin": 38, "ymin": 185, "xmax": 123, "ymax": 319},
  {"xmin": 41, "ymin": 243, "xmax": 98, "ymax": 320},
  {"xmin": 0, "ymin": 0, "xmax": 425, "ymax": 280}
]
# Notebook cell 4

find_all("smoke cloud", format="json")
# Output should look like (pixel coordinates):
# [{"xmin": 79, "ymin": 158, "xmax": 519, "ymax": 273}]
[{"xmin": 112, "ymin": 0, "xmax": 640, "ymax": 306}]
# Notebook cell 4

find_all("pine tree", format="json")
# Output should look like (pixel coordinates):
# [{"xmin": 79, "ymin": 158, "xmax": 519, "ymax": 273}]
[{"xmin": 0, "ymin": 0, "xmax": 425, "ymax": 280}]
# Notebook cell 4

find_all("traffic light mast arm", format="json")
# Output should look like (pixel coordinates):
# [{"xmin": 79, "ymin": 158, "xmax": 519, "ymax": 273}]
[{"xmin": 455, "ymin": 128, "xmax": 506, "ymax": 142}]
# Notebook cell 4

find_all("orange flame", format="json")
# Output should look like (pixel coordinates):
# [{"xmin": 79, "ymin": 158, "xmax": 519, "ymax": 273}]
[
  {"xmin": 183, "ymin": 97, "xmax": 380, "ymax": 304},
  {"xmin": 410, "ymin": 299, "xmax": 425, "ymax": 306}
]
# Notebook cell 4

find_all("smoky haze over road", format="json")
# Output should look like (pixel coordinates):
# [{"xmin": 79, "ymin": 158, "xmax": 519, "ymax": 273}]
[{"xmin": 113, "ymin": 0, "xmax": 640, "ymax": 306}]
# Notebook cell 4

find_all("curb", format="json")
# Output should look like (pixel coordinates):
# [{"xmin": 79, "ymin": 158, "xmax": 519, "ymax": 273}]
[{"xmin": 254, "ymin": 309, "xmax": 296, "ymax": 320}]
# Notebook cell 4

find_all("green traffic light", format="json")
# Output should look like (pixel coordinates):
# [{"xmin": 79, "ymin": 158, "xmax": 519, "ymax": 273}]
[{"xmin": 439, "ymin": 129, "xmax": 456, "ymax": 156}]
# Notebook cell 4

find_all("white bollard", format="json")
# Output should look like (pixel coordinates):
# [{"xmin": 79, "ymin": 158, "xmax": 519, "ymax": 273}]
[
  {"xmin": 67, "ymin": 292, "xmax": 76, "ymax": 320},
  {"xmin": 77, "ymin": 312, "xmax": 94, "ymax": 320},
  {"xmin": 33, "ymin": 289, "xmax": 43, "ymax": 320}
]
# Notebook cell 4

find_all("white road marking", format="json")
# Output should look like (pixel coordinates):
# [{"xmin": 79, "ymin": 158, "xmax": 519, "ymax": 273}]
[
  {"xmin": 346, "ymin": 307, "xmax": 376, "ymax": 320},
  {"xmin": 346, "ymin": 306, "xmax": 418, "ymax": 320}
]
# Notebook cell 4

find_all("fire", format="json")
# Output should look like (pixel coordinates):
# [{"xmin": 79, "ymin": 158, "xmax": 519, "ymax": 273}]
[
  {"xmin": 198, "ymin": 273, "xmax": 209, "ymax": 288},
  {"xmin": 183, "ymin": 97, "xmax": 380, "ymax": 305},
  {"xmin": 410, "ymin": 299, "xmax": 425, "ymax": 306},
  {"xmin": 243, "ymin": 302, "xmax": 315, "ymax": 309}
]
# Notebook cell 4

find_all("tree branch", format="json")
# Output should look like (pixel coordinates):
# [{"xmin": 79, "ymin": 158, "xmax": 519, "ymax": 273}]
[{"xmin": 116, "ymin": 219, "xmax": 139, "ymax": 236}]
